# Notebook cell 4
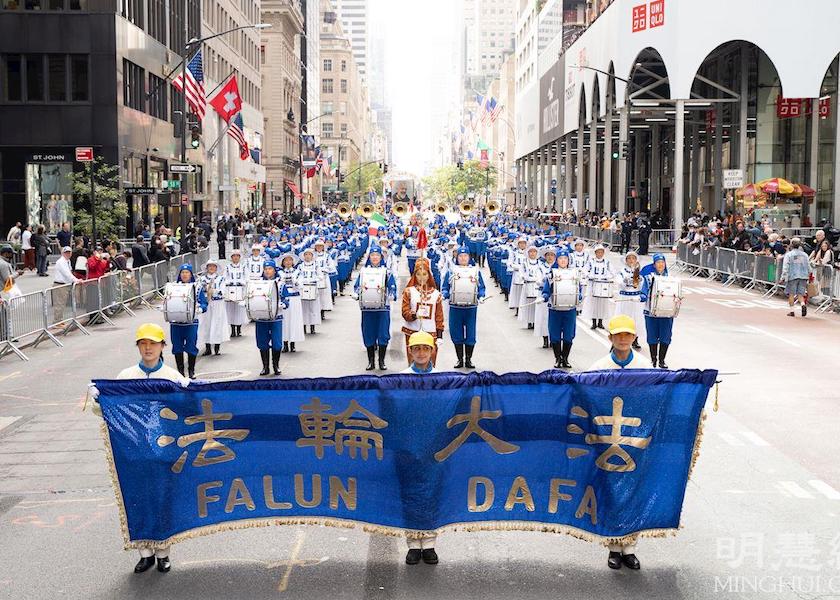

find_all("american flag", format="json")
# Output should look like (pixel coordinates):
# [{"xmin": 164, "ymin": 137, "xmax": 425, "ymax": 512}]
[
  {"xmin": 172, "ymin": 50, "xmax": 206, "ymax": 120},
  {"xmin": 227, "ymin": 112, "xmax": 249, "ymax": 160},
  {"xmin": 482, "ymin": 97, "xmax": 498, "ymax": 126},
  {"xmin": 489, "ymin": 98, "xmax": 503, "ymax": 124}
]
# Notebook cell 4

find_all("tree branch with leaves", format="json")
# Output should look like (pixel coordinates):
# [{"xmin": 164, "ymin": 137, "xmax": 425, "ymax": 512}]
[{"xmin": 67, "ymin": 158, "xmax": 128, "ymax": 242}]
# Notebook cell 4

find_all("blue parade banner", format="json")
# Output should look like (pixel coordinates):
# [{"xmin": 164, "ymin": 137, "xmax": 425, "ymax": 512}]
[{"xmin": 95, "ymin": 369, "xmax": 716, "ymax": 549}]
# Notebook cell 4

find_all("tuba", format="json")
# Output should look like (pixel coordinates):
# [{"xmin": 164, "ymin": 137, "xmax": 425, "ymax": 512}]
[
  {"xmin": 357, "ymin": 202, "xmax": 375, "ymax": 218},
  {"xmin": 392, "ymin": 201, "xmax": 408, "ymax": 217},
  {"xmin": 337, "ymin": 202, "xmax": 353, "ymax": 220},
  {"xmin": 434, "ymin": 201, "xmax": 449, "ymax": 215},
  {"xmin": 458, "ymin": 200, "xmax": 474, "ymax": 216},
  {"xmin": 486, "ymin": 199, "xmax": 501, "ymax": 216}
]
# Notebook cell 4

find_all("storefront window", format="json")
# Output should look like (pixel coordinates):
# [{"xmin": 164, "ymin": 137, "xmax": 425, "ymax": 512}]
[
  {"xmin": 817, "ymin": 58, "xmax": 837, "ymax": 223},
  {"xmin": 25, "ymin": 162, "xmax": 73, "ymax": 232}
]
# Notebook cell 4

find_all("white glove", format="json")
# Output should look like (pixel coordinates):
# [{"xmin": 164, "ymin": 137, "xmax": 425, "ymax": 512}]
[
  {"xmin": 535, "ymin": 297, "xmax": 544, "ymax": 304},
  {"xmin": 88, "ymin": 383, "xmax": 100, "ymax": 401},
  {"xmin": 351, "ymin": 293, "xmax": 359, "ymax": 301},
  {"xmin": 479, "ymin": 297, "xmax": 486, "ymax": 304}
]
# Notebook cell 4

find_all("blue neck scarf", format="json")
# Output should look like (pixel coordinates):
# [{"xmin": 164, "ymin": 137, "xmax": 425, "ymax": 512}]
[
  {"xmin": 410, "ymin": 362, "xmax": 434, "ymax": 374},
  {"xmin": 610, "ymin": 350, "xmax": 634, "ymax": 368},
  {"xmin": 138, "ymin": 358, "xmax": 164, "ymax": 375}
]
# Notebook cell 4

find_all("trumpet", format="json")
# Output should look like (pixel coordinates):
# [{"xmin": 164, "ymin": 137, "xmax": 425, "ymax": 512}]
[
  {"xmin": 337, "ymin": 202, "xmax": 353, "ymax": 220},
  {"xmin": 392, "ymin": 201, "xmax": 408, "ymax": 217},
  {"xmin": 486, "ymin": 199, "xmax": 501, "ymax": 216},
  {"xmin": 357, "ymin": 202, "xmax": 375, "ymax": 218},
  {"xmin": 458, "ymin": 200, "xmax": 474, "ymax": 216},
  {"xmin": 434, "ymin": 201, "xmax": 449, "ymax": 215}
]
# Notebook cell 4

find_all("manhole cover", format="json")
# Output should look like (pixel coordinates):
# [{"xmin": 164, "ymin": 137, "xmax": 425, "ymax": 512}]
[{"xmin": 194, "ymin": 370, "xmax": 250, "ymax": 381}]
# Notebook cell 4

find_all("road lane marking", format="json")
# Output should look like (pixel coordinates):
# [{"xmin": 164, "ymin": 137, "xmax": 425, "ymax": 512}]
[
  {"xmin": 278, "ymin": 530, "xmax": 307, "ymax": 592},
  {"xmin": 808, "ymin": 480, "xmax": 840, "ymax": 500},
  {"xmin": 0, "ymin": 417, "xmax": 20, "ymax": 433},
  {"xmin": 776, "ymin": 481, "xmax": 814, "ymax": 499},
  {"xmin": 717, "ymin": 432, "xmax": 745, "ymax": 446},
  {"xmin": 576, "ymin": 318, "xmax": 611, "ymax": 349},
  {"xmin": 739, "ymin": 431, "xmax": 770, "ymax": 446},
  {"xmin": 743, "ymin": 325, "xmax": 801, "ymax": 348}
]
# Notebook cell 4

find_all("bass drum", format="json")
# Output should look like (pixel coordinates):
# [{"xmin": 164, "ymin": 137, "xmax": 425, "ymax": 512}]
[
  {"xmin": 649, "ymin": 276, "xmax": 683, "ymax": 318},
  {"xmin": 246, "ymin": 280, "xmax": 281, "ymax": 321},
  {"xmin": 163, "ymin": 283, "xmax": 196, "ymax": 323}
]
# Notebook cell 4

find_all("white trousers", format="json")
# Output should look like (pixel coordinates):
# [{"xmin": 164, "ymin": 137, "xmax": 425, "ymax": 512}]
[
  {"xmin": 608, "ymin": 543, "xmax": 637, "ymax": 554},
  {"xmin": 406, "ymin": 535, "xmax": 437, "ymax": 550},
  {"xmin": 139, "ymin": 547, "xmax": 169, "ymax": 558}
]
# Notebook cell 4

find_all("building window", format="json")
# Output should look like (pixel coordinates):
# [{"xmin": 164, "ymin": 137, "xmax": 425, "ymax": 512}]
[
  {"xmin": 48, "ymin": 55, "xmax": 66, "ymax": 102},
  {"xmin": 341, "ymin": 60, "xmax": 346, "ymax": 72},
  {"xmin": 3, "ymin": 55, "xmax": 22, "ymax": 101},
  {"xmin": 26, "ymin": 55, "xmax": 44, "ymax": 101},
  {"xmin": 322, "ymin": 78, "xmax": 333, "ymax": 93},
  {"xmin": 123, "ymin": 59, "xmax": 145, "ymax": 112},
  {"xmin": 148, "ymin": 0, "xmax": 166, "ymax": 45},
  {"xmin": 322, "ymin": 122, "xmax": 333, "ymax": 137},
  {"xmin": 323, "ymin": 58, "xmax": 332, "ymax": 72},
  {"xmin": 2, "ymin": 54, "xmax": 87, "ymax": 103},
  {"xmin": 148, "ymin": 73, "xmax": 167, "ymax": 120},
  {"xmin": 340, "ymin": 79, "xmax": 347, "ymax": 93},
  {"xmin": 1, "ymin": 0, "xmax": 86, "ymax": 8},
  {"xmin": 70, "ymin": 55, "xmax": 89, "ymax": 101},
  {"xmin": 340, "ymin": 123, "xmax": 347, "ymax": 136},
  {"xmin": 121, "ymin": 0, "xmax": 144, "ymax": 28}
]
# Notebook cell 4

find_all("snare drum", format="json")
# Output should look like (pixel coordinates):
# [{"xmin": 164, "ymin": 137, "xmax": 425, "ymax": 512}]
[
  {"xmin": 224, "ymin": 284, "xmax": 245, "ymax": 302},
  {"xmin": 550, "ymin": 271, "xmax": 580, "ymax": 310},
  {"xmin": 591, "ymin": 281, "xmax": 613, "ymax": 298},
  {"xmin": 523, "ymin": 281, "xmax": 538, "ymax": 299},
  {"xmin": 300, "ymin": 282, "xmax": 319, "ymax": 301},
  {"xmin": 163, "ymin": 283, "xmax": 196, "ymax": 324},
  {"xmin": 246, "ymin": 279, "xmax": 281, "ymax": 321},
  {"xmin": 450, "ymin": 268, "xmax": 479, "ymax": 306},
  {"xmin": 316, "ymin": 271, "xmax": 327, "ymax": 289},
  {"xmin": 649, "ymin": 275, "xmax": 683, "ymax": 318},
  {"xmin": 359, "ymin": 267, "xmax": 387, "ymax": 309}
]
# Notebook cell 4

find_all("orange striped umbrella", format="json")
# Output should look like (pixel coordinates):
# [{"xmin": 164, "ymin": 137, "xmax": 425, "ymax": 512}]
[{"xmin": 756, "ymin": 178, "xmax": 796, "ymax": 195}]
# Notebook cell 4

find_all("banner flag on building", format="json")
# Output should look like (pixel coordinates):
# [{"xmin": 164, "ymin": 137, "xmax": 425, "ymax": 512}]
[
  {"xmin": 249, "ymin": 148, "xmax": 261, "ymax": 164},
  {"xmin": 172, "ymin": 50, "xmax": 207, "ymax": 120},
  {"xmin": 94, "ymin": 370, "xmax": 715, "ymax": 549},
  {"xmin": 489, "ymin": 98, "xmax": 503, "ymax": 124},
  {"xmin": 227, "ymin": 113, "xmax": 249, "ymax": 160},
  {"xmin": 481, "ymin": 98, "xmax": 496, "ymax": 126},
  {"xmin": 208, "ymin": 74, "xmax": 242, "ymax": 123}
]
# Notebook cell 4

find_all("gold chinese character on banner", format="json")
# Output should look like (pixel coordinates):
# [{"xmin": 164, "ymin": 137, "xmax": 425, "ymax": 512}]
[
  {"xmin": 434, "ymin": 396, "xmax": 520, "ymax": 462},
  {"xmin": 156, "ymin": 399, "xmax": 250, "ymax": 474},
  {"xmin": 583, "ymin": 396, "xmax": 651, "ymax": 472},
  {"xmin": 297, "ymin": 398, "xmax": 388, "ymax": 461}
]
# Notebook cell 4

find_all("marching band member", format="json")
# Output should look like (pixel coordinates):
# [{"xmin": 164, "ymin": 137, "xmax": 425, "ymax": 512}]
[
  {"xmin": 198, "ymin": 260, "xmax": 230, "ymax": 356},
  {"xmin": 541, "ymin": 248, "xmax": 580, "ymax": 369},
  {"xmin": 441, "ymin": 245, "xmax": 486, "ymax": 369},
  {"xmin": 222, "ymin": 249, "xmax": 247, "ymax": 338},
  {"xmin": 170, "ymin": 264, "xmax": 207, "ymax": 379},
  {"xmin": 508, "ymin": 237, "xmax": 528, "ymax": 313},
  {"xmin": 278, "ymin": 251, "xmax": 305, "ymax": 353},
  {"xmin": 571, "ymin": 239, "xmax": 590, "ymax": 315},
  {"xmin": 588, "ymin": 314, "xmax": 651, "ymax": 570},
  {"xmin": 583, "ymin": 244, "xmax": 614, "ymax": 330},
  {"xmin": 533, "ymin": 246, "xmax": 556, "ymax": 348},
  {"xmin": 245, "ymin": 243, "xmax": 265, "ymax": 280},
  {"xmin": 336, "ymin": 241, "xmax": 352, "ymax": 294},
  {"xmin": 88, "ymin": 323, "xmax": 189, "ymax": 574},
  {"xmin": 297, "ymin": 248, "xmax": 323, "ymax": 334},
  {"xmin": 517, "ymin": 245, "xmax": 542, "ymax": 330},
  {"xmin": 641, "ymin": 253, "xmax": 674, "ymax": 369},
  {"xmin": 253, "ymin": 259, "xmax": 290, "ymax": 376},
  {"xmin": 615, "ymin": 251, "xmax": 645, "ymax": 350},
  {"xmin": 400, "ymin": 258, "xmax": 444, "ymax": 366},
  {"xmin": 353, "ymin": 246, "xmax": 398, "ymax": 371},
  {"xmin": 313, "ymin": 239, "xmax": 334, "ymax": 319}
]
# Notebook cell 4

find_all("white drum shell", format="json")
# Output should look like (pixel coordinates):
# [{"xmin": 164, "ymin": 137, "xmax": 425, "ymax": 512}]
[
  {"xmin": 224, "ymin": 285, "xmax": 245, "ymax": 302},
  {"xmin": 246, "ymin": 280, "xmax": 281, "ymax": 321},
  {"xmin": 649, "ymin": 276, "xmax": 683, "ymax": 318},
  {"xmin": 523, "ymin": 281, "xmax": 538, "ymax": 299},
  {"xmin": 450, "ymin": 270, "xmax": 478, "ymax": 306},
  {"xmin": 300, "ymin": 283, "xmax": 319, "ymax": 301},
  {"xmin": 551, "ymin": 272, "xmax": 580, "ymax": 309},
  {"xmin": 591, "ymin": 281, "xmax": 614, "ymax": 298},
  {"xmin": 360, "ymin": 269, "xmax": 387, "ymax": 309},
  {"xmin": 163, "ymin": 283, "xmax": 196, "ymax": 324}
]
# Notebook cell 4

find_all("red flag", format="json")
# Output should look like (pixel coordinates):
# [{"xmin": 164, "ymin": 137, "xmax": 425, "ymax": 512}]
[
  {"xmin": 208, "ymin": 75, "xmax": 242, "ymax": 123},
  {"xmin": 417, "ymin": 228, "xmax": 428, "ymax": 250}
]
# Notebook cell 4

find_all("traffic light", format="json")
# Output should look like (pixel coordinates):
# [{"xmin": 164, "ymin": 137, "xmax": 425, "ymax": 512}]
[
  {"xmin": 383, "ymin": 163, "xmax": 388, "ymax": 174},
  {"xmin": 620, "ymin": 141, "xmax": 629, "ymax": 160},
  {"xmin": 339, "ymin": 172, "xmax": 346, "ymax": 184},
  {"xmin": 612, "ymin": 143, "xmax": 620, "ymax": 160},
  {"xmin": 190, "ymin": 124, "xmax": 201, "ymax": 149},
  {"xmin": 457, "ymin": 160, "xmax": 464, "ymax": 170}
]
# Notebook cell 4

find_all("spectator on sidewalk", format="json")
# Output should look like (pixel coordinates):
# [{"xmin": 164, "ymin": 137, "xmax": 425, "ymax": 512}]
[
  {"xmin": 810, "ymin": 240, "xmax": 834, "ymax": 266},
  {"xmin": 32, "ymin": 225, "xmax": 51, "ymax": 277},
  {"xmin": 86, "ymin": 248, "xmax": 110, "ymax": 280},
  {"xmin": 21, "ymin": 225, "xmax": 34, "ymax": 271},
  {"xmin": 781, "ymin": 238, "xmax": 812, "ymax": 318},
  {"xmin": 131, "ymin": 236, "xmax": 150, "ymax": 268},
  {"xmin": 6, "ymin": 222, "xmax": 22, "ymax": 245},
  {"xmin": 0, "ymin": 244, "xmax": 23, "ymax": 292},
  {"xmin": 52, "ymin": 246, "xmax": 77, "ymax": 325},
  {"xmin": 71, "ymin": 237, "xmax": 89, "ymax": 279},
  {"xmin": 56, "ymin": 222, "xmax": 72, "ymax": 249}
]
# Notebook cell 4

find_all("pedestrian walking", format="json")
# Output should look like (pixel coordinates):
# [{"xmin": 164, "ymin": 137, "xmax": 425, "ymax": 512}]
[
  {"xmin": 781, "ymin": 237, "xmax": 812, "ymax": 318},
  {"xmin": 32, "ymin": 225, "xmax": 51, "ymax": 276}
]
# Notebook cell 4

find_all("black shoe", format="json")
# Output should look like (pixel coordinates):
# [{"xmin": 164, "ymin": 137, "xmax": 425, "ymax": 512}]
[
  {"xmin": 309, "ymin": 325, "xmax": 316, "ymax": 334},
  {"xmin": 320, "ymin": 310, "xmax": 326, "ymax": 320},
  {"xmin": 591, "ymin": 320, "xmax": 598, "ymax": 330},
  {"xmin": 552, "ymin": 343, "xmax": 562, "ymax": 369},
  {"xmin": 187, "ymin": 354, "xmax": 196, "ymax": 379},
  {"xmin": 365, "ymin": 346, "xmax": 376, "ymax": 371},
  {"xmin": 597, "ymin": 320, "xmax": 604, "ymax": 329},
  {"xmin": 542, "ymin": 336, "xmax": 549, "ymax": 349},
  {"xmin": 464, "ymin": 345, "xmax": 475, "ymax": 369},
  {"xmin": 290, "ymin": 342, "xmax": 296, "ymax": 353},
  {"xmin": 561, "ymin": 341, "xmax": 573, "ymax": 370},
  {"xmin": 421, "ymin": 548, "xmax": 439, "ymax": 565},
  {"xmin": 454, "ymin": 344, "xmax": 464, "ymax": 369},
  {"xmin": 230, "ymin": 326, "xmax": 237, "ymax": 339},
  {"xmin": 802, "ymin": 304, "xmax": 807, "ymax": 317},
  {"xmin": 631, "ymin": 340, "xmax": 641, "ymax": 350},
  {"xmin": 527, "ymin": 323, "xmax": 534, "ymax": 330},
  {"xmin": 259, "ymin": 350, "xmax": 270, "ymax": 376},
  {"xmin": 214, "ymin": 344, "xmax": 220, "ymax": 356},
  {"xmin": 134, "ymin": 557, "xmax": 156, "ymax": 573},
  {"xmin": 272, "ymin": 350, "xmax": 281, "ymax": 375},
  {"xmin": 608, "ymin": 551, "xmax": 623, "ymax": 570},
  {"xmin": 377, "ymin": 345, "xmax": 387, "ymax": 371},
  {"xmin": 156, "ymin": 556, "xmax": 171, "ymax": 573},
  {"xmin": 405, "ymin": 549, "xmax": 422, "ymax": 565},
  {"xmin": 174, "ymin": 353, "xmax": 185, "ymax": 376},
  {"xmin": 202, "ymin": 344, "xmax": 212, "ymax": 356},
  {"xmin": 648, "ymin": 344, "xmax": 659, "ymax": 368},
  {"xmin": 658, "ymin": 343, "xmax": 669, "ymax": 370},
  {"xmin": 622, "ymin": 554, "xmax": 640, "ymax": 570},
  {"xmin": 283, "ymin": 341, "xmax": 290, "ymax": 353}
]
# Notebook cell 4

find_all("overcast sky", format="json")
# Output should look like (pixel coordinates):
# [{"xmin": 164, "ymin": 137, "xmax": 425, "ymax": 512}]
[{"xmin": 377, "ymin": 0, "xmax": 461, "ymax": 177}]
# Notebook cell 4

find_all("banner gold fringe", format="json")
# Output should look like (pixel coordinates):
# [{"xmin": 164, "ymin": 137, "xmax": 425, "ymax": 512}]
[{"xmin": 100, "ymin": 414, "xmax": 706, "ymax": 552}]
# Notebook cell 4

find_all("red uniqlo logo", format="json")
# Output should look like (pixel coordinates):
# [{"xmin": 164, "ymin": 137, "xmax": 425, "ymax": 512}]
[
  {"xmin": 649, "ymin": 0, "xmax": 665, "ymax": 28},
  {"xmin": 632, "ymin": 4, "xmax": 647, "ymax": 32}
]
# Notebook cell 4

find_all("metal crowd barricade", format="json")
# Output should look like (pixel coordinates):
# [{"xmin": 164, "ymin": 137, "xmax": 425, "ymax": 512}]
[
  {"xmin": 750, "ymin": 254, "xmax": 783, "ymax": 296},
  {"xmin": 650, "ymin": 229, "xmax": 678, "ymax": 249},
  {"xmin": 0, "ymin": 302, "xmax": 27, "ymax": 360},
  {"xmin": 715, "ymin": 247, "xmax": 738, "ymax": 286},
  {"xmin": 196, "ymin": 247, "xmax": 210, "ymax": 267},
  {"xmin": 821, "ymin": 267, "xmax": 840, "ymax": 313},
  {"xmin": 71, "ymin": 278, "xmax": 111, "ymax": 327},
  {"xmin": 700, "ymin": 246, "xmax": 718, "ymax": 278},
  {"xmin": 97, "ymin": 273, "xmax": 124, "ymax": 320},
  {"xmin": 683, "ymin": 244, "xmax": 703, "ymax": 274},
  {"xmin": 0, "ymin": 290, "xmax": 63, "ymax": 361},
  {"xmin": 779, "ymin": 227, "xmax": 819, "ymax": 240},
  {"xmin": 136, "ymin": 262, "xmax": 161, "ymax": 307},
  {"xmin": 813, "ymin": 265, "xmax": 835, "ymax": 312},
  {"xmin": 45, "ymin": 283, "xmax": 89, "ymax": 337},
  {"xmin": 733, "ymin": 252, "xmax": 756, "ymax": 287},
  {"xmin": 113, "ymin": 271, "xmax": 140, "ymax": 316},
  {"xmin": 674, "ymin": 242, "xmax": 688, "ymax": 270}
]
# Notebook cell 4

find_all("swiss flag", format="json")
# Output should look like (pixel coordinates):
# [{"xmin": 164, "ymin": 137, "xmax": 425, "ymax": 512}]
[{"xmin": 209, "ymin": 75, "xmax": 242, "ymax": 123}]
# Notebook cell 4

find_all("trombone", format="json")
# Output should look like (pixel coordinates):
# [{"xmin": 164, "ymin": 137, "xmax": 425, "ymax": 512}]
[{"xmin": 357, "ymin": 202, "xmax": 376, "ymax": 218}]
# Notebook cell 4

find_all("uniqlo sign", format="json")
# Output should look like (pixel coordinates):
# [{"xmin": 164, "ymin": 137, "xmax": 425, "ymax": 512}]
[
  {"xmin": 632, "ymin": 0, "xmax": 664, "ymax": 32},
  {"xmin": 632, "ymin": 4, "xmax": 647, "ymax": 32}
]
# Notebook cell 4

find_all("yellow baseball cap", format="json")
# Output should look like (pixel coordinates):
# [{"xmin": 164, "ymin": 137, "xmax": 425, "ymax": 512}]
[
  {"xmin": 135, "ymin": 323, "xmax": 166, "ymax": 343},
  {"xmin": 408, "ymin": 331, "xmax": 436, "ymax": 348},
  {"xmin": 607, "ymin": 314, "xmax": 636, "ymax": 336}
]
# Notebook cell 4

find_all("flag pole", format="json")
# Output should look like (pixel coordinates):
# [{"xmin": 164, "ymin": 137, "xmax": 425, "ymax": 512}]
[
  {"xmin": 207, "ymin": 118, "xmax": 235, "ymax": 158},
  {"xmin": 205, "ymin": 69, "xmax": 237, "ymax": 100}
]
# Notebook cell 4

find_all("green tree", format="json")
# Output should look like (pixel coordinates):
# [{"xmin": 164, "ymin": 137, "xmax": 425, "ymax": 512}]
[
  {"xmin": 422, "ymin": 161, "xmax": 497, "ymax": 203},
  {"xmin": 343, "ymin": 162, "xmax": 384, "ymax": 199},
  {"xmin": 67, "ymin": 158, "xmax": 128, "ymax": 241}
]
